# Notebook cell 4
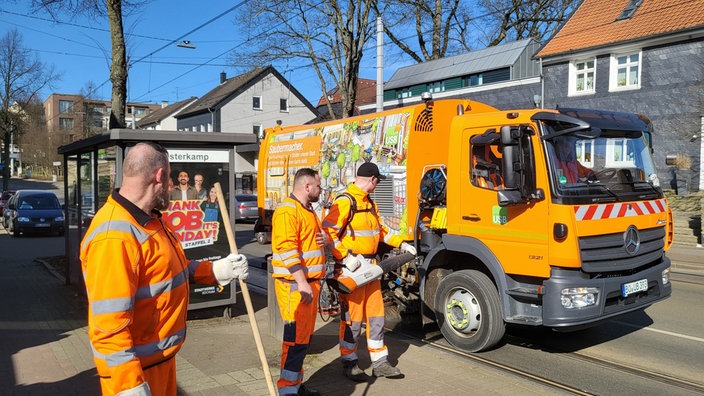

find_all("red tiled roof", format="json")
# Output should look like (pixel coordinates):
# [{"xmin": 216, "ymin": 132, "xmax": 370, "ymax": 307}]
[
  {"xmin": 316, "ymin": 78, "xmax": 377, "ymax": 106},
  {"xmin": 537, "ymin": 0, "xmax": 704, "ymax": 58}
]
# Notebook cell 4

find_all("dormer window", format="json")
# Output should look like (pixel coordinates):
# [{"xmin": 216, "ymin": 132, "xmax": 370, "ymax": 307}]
[{"xmin": 617, "ymin": 0, "xmax": 643, "ymax": 21}]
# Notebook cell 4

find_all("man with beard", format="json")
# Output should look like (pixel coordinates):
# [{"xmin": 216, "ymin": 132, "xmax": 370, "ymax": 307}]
[
  {"xmin": 169, "ymin": 170, "xmax": 198, "ymax": 201},
  {"xmin": 271, "ymin": 168, "xmax": 329, "ymax": 396},
  {"xmin": 80, "ymin": 142, "xmax": 249, "ymax": 396}
]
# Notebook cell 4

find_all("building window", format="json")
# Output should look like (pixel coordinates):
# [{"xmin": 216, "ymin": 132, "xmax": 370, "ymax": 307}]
[
  {"xmin": 253, "ymin": 124, "xmax": 262, "ymax": 138},
  {"xmin": 569, "ymin": 59, "xmax": 595, "ymax": 95},
  {"xmin": 397, "ymin": 88, "xmax": 412, "ymax": 99},
  {"xmin": 465, "ymin": 74, "xmax": 484, "ymax": 87},
  {"xmin": 133, "ymin": 108, "xmax": 146, "ymax": 116},
  {"xmin": 610, "ymin": 51, "xmax": 641, "ymax": 90},
  {"xmin": 59, "ymin": 118, "xmax": 74, "ymax": 130},
  {"xmin": 428, "ymin": 82, "xmax": 444, "ymax": 93},
  {"xmin": 280, "ymin": 98, "xmax": 288, "ymax": 112},
  {"xmin": 606, "ymin": 139, "xmax": 635, "ymax": 167},
  {"xmin": 253, "ymin": 96, "xmax": 262, "ymax": 110},
  {"xmin": 617, "ymin": 0, "xmax": 643, "ymax": 20},
  {"xmin": 59, "ymin": 100, "xmax": 73, "ymax": 113},
  {"xmin": 576, "ymin": 139, "xmax": 594, "ymax": 168}
]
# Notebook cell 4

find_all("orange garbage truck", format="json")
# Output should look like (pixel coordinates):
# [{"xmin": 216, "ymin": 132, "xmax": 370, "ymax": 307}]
[{"xmin": 256, "ymin": 96, "xmax": 673, "ymax": 352}]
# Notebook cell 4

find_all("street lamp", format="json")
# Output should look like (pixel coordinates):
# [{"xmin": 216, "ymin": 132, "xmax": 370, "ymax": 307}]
[{"xmin": 177, "ymin": 40, "xmax": 196, "ymax": 49}]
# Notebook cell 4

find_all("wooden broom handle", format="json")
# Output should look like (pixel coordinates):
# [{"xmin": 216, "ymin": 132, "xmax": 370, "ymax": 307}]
[{"xmin": 213, "ymin": 182, "xmax": 276, "ymax": 396}]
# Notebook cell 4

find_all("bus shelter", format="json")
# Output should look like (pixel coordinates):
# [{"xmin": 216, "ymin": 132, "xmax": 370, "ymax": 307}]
[{"xmin": 58, "ymin": 129, "xmax": 257, "ymax": 312}]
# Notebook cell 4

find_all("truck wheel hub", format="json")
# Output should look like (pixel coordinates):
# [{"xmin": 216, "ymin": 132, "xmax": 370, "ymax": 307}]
[{"xmin": 444, "ymin": 289, "xmax": 481, "ymax": 334}]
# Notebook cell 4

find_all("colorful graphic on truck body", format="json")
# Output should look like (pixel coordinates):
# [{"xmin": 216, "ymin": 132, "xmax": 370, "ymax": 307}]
[{"xmin": 263, "ymin": 111, "xmax": 414, "ymax": 234}]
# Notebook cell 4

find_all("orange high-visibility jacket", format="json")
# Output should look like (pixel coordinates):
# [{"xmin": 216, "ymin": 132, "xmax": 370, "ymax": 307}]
[
  {"xmin": 271, "ymin": 195, "xmax": 326, "ymax": 281},
  {"xmin": 80, "ymin": 191, "xmax": 218, "ymax": 393},
  {"xmin": 323, "ymin": 183, "xmax": 404, "ymax": 260}
]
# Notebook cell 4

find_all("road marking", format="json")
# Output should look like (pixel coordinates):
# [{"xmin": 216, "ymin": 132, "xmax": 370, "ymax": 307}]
[{"xmin": 614, "ymin": 320, "xmax": 704, "ymax": 343}]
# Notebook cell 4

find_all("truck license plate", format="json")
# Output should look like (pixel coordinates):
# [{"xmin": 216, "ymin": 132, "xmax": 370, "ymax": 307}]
[{"xmin": 621, "ymin": 279, "xmax": 648, "ymax": 297}]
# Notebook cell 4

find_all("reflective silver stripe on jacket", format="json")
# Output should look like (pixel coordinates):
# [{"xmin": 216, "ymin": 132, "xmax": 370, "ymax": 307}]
[
  {"xmin": 351, "ymin": 229, "xmax": 379, "ymax": 237},
  {"xmin": 91, "ymin": 296, "xmax": 134, "ymax": 316},
  {"xmin": 93, "ymin": 327, "xmax": 186, "ymax": 366},
  {"xmin": 272, "ymin": 264, "xmax": 325, "ymax": 276},
  {"xmin": 135, "ymin": 267, "xmax": 189, "ymax": 300},
  {"xmin": 81, "ymin": 220, "xmax": 151, "ymax": 251}
]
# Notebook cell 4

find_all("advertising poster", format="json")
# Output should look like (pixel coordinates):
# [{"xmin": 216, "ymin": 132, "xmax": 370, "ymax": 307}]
[
  {"xmin": 263, "ymin": 110, "xmax": 414, "ymax": 234},
  {"xmin": 164, "ymin": 149, "xmax": 233, "ymax": 306}
]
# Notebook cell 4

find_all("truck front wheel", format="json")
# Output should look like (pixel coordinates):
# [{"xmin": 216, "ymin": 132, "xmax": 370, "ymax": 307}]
[{"xmin": 434, "ymin": 269, "xmax": 505, "ymax": 352}]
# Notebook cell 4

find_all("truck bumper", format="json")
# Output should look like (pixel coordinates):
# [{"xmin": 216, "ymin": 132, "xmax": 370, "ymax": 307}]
[{"xmin": 542, "ymin": 257, "xmax": 671, "ymax": 328}]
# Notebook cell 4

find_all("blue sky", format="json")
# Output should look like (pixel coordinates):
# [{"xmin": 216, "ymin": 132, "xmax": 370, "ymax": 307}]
[{"xmin": 0, "ymin": 0, "xmax": 398, "ymax": 107}]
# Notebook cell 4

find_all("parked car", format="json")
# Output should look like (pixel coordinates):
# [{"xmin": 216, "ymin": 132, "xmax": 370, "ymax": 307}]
[
  {"xmin": 0, "ymin": 190, "xmax": 15, "ymax": 213},
  {"xmin": 2, "ymin": 193, "xmax": 16, "ymax": 229},
  {"xmin": 1, "ymin": 190, "xmax": 16, "ymax": 226},
  {"xmin": 4, "ymin": 190, "xmax": 65, "ymax": 237},
  {"xmin": 234, "ymin": 194, "xmax": 258, "ymax": 222}
]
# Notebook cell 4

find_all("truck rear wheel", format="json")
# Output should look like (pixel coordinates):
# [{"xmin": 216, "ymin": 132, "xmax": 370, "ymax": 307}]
[{"xmin": 434, "ymin": 269, "xmax": 504, "ymax": 352}]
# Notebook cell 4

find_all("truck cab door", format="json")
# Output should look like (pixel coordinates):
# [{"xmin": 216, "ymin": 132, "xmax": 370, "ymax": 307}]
[{"xmin": 459, "ymin": 127, "xmax": 551, "ymax": 279}]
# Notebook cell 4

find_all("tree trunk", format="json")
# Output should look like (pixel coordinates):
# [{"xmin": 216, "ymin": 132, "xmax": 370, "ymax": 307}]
[
  {"xmin": 2, "ymin": 130, "xmax": 10, "ymax": 191},
  {"xmin": 106, "ymin": 0, "xmax": 127, "ymax": 129}
]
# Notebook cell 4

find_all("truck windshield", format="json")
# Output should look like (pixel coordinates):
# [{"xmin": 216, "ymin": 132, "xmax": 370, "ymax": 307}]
[{"xmin": 542, "ymin": 124, "xmax": 662, "ymax": 203}]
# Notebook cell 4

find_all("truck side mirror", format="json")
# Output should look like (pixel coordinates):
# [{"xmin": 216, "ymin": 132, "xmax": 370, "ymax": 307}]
[
  {"xmin": 501, "ymin": 125, "xmax": 521, "ymax": 190},
  {"xmin": 499, "ymin": 125, "xmax": 540, "ymax": 206}
]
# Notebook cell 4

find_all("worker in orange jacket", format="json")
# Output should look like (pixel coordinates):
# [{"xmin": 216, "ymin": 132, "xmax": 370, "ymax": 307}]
[
  {"xmin": 80, "ymin": 142, "xmax": 249, "ymax": 396},
  {"xmin": 271, "ymin": 168, "xmax": 328, "ymax": 396},
  {"xmin": 322, "ymin": 162, "xmax": 416, "ymax": 381},
  {"xmin": 553, "ymin": 135, "xmax": 595, "ymax": 183}
]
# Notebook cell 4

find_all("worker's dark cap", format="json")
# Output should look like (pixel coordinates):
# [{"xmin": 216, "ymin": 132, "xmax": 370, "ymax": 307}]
[{"xmin": 357, "ymin": 162, "xmax": 386, "ymax": 179}]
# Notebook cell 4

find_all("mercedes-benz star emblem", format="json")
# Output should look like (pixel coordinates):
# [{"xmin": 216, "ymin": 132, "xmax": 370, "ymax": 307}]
[{"xmin": 623, "ymin": 226, "xmax": 640, "ymax": 256}]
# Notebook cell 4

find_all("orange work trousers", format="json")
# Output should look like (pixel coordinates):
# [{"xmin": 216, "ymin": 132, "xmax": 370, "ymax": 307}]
[
  {"xmin": 339, "ymin": 279, "xmax": 389, "ymax": 366},
  {"xmin": 99, "ymin": 356, "xmax": 176, "ymax": 396},
  {"xmin": 274, "ymin": 278, "xmax": 321, "ymax": 395}
]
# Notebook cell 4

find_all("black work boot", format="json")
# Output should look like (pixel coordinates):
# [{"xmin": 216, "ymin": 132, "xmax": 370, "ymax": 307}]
[
  {"xmin": 297, "ymin": 383, "xmax": 321, "ymax": 396},
  {"xmin": 342, "ymin": 360, "xmax": 367, "ymax": 382}
]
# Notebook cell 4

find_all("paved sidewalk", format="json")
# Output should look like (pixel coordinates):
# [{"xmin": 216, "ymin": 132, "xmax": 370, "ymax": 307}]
[{"xmin": 1, "ymin": 244, "xmax": 700, "ymax": 395}]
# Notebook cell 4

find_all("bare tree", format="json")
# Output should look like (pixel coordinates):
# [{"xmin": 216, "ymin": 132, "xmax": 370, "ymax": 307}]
[
  {"xmin": 19, "ymin": 99, "xmax": 61, "ymax": 178},
  {"xmin": 0, "ymin": 29, "xmax": 59, "ymax": 191},
  {"xmin": 235, "ymin": 0, "xmax": 376, "ymax": 119},
  {"xmin": 32, "ymin": 0, "xmax": 141, "ymax": 129},
  {"xmin": 373, "ymin": 0, "xmax": 473, "ymax": 62},
  {"xmin": 476, "ymin": 0, "xmax": 575, "ymax": 47},
  {"xmin": 377, "ymin": 0, "xmax": 575, "ymax": 63}
]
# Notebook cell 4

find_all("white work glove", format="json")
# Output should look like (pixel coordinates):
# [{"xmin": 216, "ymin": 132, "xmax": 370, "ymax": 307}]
[
  {"xmin": 116, "ymin": 382, "xmax": 151, "ymax": 396},
  {"xmin": 400, "ymin": 242, "xmax": 417, "ymax": 256},
  {"xmin": 342, "ymin": 252, "xmax": 364, "ymax": 272},
  {"xmin": 213, "ymin": 253, "xmax": 249, "ymax": 285}
]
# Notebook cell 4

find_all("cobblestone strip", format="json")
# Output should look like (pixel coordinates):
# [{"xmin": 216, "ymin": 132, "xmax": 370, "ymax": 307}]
[{"xmin": 175, "ymin": 356, "xmax": 276, "ymax": 395}]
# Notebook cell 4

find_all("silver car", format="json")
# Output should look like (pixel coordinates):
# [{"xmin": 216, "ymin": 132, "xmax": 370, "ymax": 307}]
[{"xmin": 234, "ymin": 194, "xmax": 258, "ymax": 222}]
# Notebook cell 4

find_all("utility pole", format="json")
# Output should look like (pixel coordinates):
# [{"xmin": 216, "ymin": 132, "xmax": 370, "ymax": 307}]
[{"xmin": 376, "ymin": 17, "xmax": 384, "ymax": 113}]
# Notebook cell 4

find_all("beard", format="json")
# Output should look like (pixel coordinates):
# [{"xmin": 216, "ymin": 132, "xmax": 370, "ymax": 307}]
[
  {"xmin": 308, "ymin": 190, "xmax": 321, "ymax": 203},
  {"xmin": 154, "ymin": 184, "xmax": 170, "ymax": 211}
]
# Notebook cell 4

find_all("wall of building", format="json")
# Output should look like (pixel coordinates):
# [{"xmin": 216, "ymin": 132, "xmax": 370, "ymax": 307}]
[
  {"xmin": 177, "ymin": 112, "xmax": 214, "ymax": 132},
  {"xmin": 219, "ymin": 72, "xmax": 317, "ymax": 133},
  {"xmin": 542, "ymin": 39, "xmax": 703, "ymax": 193}
]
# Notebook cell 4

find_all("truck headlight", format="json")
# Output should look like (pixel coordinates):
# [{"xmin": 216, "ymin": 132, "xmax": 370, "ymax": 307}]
[
  {"xmin": 561, "ymin": 287, "xmax": 599, "ymax": 309},
  {"xmin": 662, "ymin": 268, "xmax": 670, "ymax": 285}
]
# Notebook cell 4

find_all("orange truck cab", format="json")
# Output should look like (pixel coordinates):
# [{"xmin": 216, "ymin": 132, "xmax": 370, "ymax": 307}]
[{"xmin": 256, "ymin": 96, "xmax": 672, "ymax": 352}]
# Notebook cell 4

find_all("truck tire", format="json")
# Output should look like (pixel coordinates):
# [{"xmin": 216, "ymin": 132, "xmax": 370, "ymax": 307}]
[{"xmin": 434, "ymin": 269, "xmax": 504, "ymax": 352}]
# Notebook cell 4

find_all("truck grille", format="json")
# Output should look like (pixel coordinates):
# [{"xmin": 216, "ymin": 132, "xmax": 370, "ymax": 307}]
[{"xmin": 578, "ymin": 226, "xmax": 665, "ymax": 274}]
